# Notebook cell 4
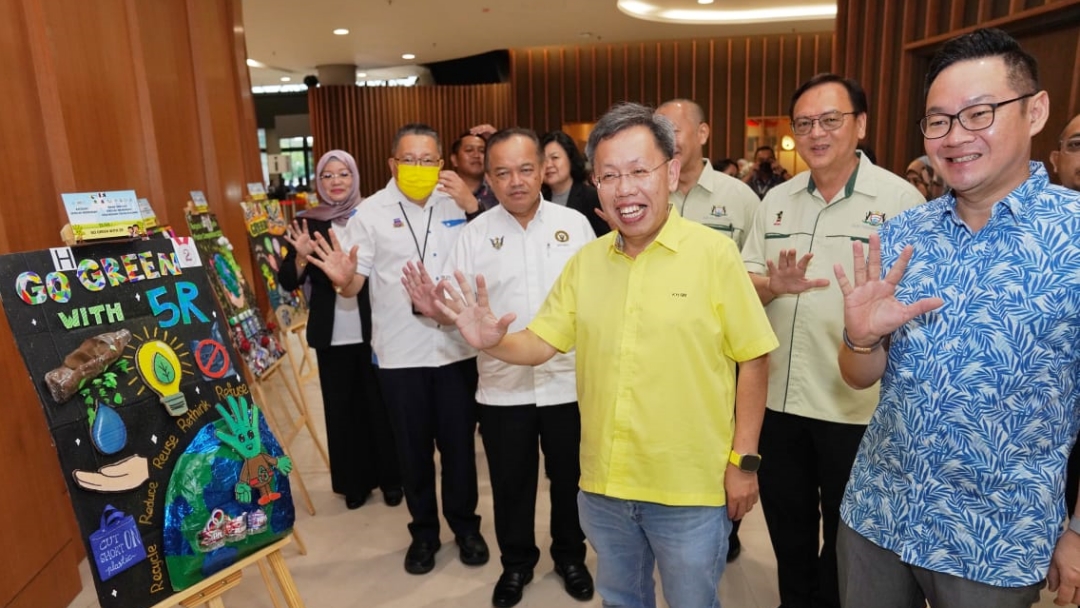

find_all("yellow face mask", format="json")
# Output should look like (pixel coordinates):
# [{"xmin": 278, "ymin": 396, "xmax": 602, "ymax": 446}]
[{"xmin": 396, "ymin": 165, "xmax": 441, "ymax": 201}]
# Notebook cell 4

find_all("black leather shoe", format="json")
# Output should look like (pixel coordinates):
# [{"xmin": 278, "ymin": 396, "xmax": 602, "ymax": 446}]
[
  {"xmin": 726, "ymin": 535, "xmax": 742, "ymax": 563},
  {"xmin": 554, "ymin": 561, "xmax": 594, "ymax": 601},
  {"xmin": 456, "ymin": 533, "xmax": 490, "ymax": 566},
  {"xmin": 491, "ymin": 570, "xmax": 533, "ymax": 607},
  {"xmin": 404, "ymin": 539, "xmax": 440, "ymax": 574},
  {"xmin": 383, "ymin": 487, "xmax": 404, "ymax": 507},
  {"xmin": 345, "ymin": 492, "xmax": 368, "ymax": 510}
]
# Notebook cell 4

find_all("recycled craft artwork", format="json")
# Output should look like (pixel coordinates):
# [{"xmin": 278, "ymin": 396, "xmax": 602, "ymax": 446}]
[
  {"xmin": 0, "ymin": 238, "xmax": 294, "ymax": 608},
  {"xmin": 185, "ymin": 210, "xmax": 285, "ymax": 378},
  {"xmin": 240, "ymin": 200, "xmax": 306, "ymax": 314}
]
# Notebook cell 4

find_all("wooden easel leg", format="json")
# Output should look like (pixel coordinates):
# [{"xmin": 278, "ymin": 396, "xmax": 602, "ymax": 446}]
[
  {"xmin": 267, "ymin": 549, "xmax": 307, "ymax": 608},
  {"xmin": 258, "ymin": 560, "xmax": 286, "ymax": 608},
  {"xmin": 281, "ymin": 346, "xmax": 330, "ymax": 468},
  {"xmin": 291, "ymin": 526, "xmax": 308, "ymax": 556}
]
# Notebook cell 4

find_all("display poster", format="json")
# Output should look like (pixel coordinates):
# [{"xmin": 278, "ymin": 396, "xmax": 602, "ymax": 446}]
[
  {"xmin": 185, "ymin": 211, "xmax": 285, "ymax": 378},
  {"xmin": 0, "ymin": 238, "xmax": 295, "ymax": 608},
  {"xmin": 240, "ymin": 201, "xmax": 306, "ymax": 323},
  {"xmin": 189, "ymin": 191, "xmax": 209, "ymax": 215},
  {"xmin": 61, "ymin": 190, "xmax": 146, "ymax": 241}
]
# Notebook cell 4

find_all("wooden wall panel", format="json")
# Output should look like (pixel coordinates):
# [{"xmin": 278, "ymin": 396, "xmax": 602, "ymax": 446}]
[
  {"xmin": 837, "ymin": 0, "xmax": 1080, "ymax": 175},
  {"xmin": 0, "ymin": 2, "xmax": 264, "ymax": 606},
  {"xmin": 309, "ymin": 84, "xmax": 515, "ymax": 196},
  {"xmin": 509, "ymin": 32, "xmax": 835, "ymax": 164}
]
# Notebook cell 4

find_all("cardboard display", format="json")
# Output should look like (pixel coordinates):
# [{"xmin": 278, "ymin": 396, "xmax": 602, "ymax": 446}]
[
  {"xmin": 0, "ymin": 238, "xmax": 295, "ymax": 608},
  {"xmin": 184, "ymin": 211, "xmax": 285, "ymax": 379}
]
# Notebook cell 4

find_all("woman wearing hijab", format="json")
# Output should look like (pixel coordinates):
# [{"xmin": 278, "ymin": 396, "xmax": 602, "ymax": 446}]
[
  {"xmin": 539, "ymin": 130, "xmax": 610, "ymax": 236},
  {"xmin": 280, "ymin": 150, "xmax": 402, "ymax": 509}
]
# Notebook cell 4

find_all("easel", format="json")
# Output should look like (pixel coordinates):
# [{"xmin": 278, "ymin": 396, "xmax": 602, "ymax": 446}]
[
  {"xmin": 149, "ymin": 535, "xmax": 305, "ymax": 608},
  {"xmin": 274, "ymin": 306, "xmax": 317, "ymax": 382}
]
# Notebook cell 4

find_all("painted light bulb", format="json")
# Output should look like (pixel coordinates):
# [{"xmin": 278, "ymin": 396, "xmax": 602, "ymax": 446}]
[{"xmin": 135, "ymin": 340, "xmax": 188, "ymax": 416}]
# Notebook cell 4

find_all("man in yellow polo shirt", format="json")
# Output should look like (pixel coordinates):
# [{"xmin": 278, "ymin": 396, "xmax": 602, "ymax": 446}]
[
  {"xmin": 436, "ymin": 102, "xmax": 778, "ymax": 607},
  {"xmin": 741, "ymin": 73, "xmax": 923, "ymax": 608}
]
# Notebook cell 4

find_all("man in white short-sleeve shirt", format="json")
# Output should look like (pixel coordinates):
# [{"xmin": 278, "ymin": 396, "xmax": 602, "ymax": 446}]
[
  {"xmin": 307, "ymin": 123, "xmax": 488, "ymax": 577},
  {"xmin": 405, "ymin": 129, "xmax": 596, "ymax": 607}
]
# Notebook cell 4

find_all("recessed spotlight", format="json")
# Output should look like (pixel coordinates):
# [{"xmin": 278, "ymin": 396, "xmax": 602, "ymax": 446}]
[
  {"xmin": 357, "ymin": 72, "xmax": 367, "ymax": 78},
  {"xmin": 698, "ymin": 0, "xmax": 714, "ymax": 3},
  {"xmin": 280, "ymin": 77, "xmax": 291, "ymax": 82},
  {"xmin": 246, "ymin": 58, "xmax": 267, "ymax": 68},
  {"xmin": 402, "ymin": 53, "xmax": 416, "ymax": 60},
  {"xmin": 333, "ymin": 28, "xmax": 349, "ymax": 35}
]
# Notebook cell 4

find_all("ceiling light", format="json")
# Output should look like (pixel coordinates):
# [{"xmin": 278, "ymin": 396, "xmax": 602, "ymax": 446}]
[
  {"xmin": 246, "ymin": 58, "xmax": 267, "ymax": 68},
  {"xmin": 617, "ymin": 0, "xmax": 836, "ymax": 23},
  {"xmin": 698, "ymin": 0, "xmax": 714, "ymax": 4},
  {"xmin": 402, "ymin": 53, "xmax": 416, "ymax": 60},
  {"xmin": 357, "ymin": 72, "xmax": 367, "ymax": 78},
  {"xmin": 280, "ymin": 77, "xmax": 291, "ymax": 82},
  {"xmin": 333, "ymin": 28, "xmax": 349, "ymax": 35}
]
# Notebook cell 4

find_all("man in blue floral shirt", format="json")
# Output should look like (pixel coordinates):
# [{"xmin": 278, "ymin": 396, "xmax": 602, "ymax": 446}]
[{"xmin": 834, "ymin": 28, "xmax": 1080, "ymax": 607}]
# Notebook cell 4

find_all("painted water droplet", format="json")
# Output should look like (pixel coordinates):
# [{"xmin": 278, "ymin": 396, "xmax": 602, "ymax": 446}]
[{"xmin": 91, "ymin": 402, "xmax": 127, "ymax": 454}]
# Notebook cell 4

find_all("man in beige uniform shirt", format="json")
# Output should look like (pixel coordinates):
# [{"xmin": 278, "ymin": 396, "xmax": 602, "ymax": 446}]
[{"xmin": 740, "ymin": 74, "xmax": 923, "ymax": 608}]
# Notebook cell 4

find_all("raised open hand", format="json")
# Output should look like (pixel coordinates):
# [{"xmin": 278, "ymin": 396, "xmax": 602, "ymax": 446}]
[
  {"xmin": 283, "ymin": 219, "xmax": 314, "ymax": 258},
  {"xmin": 402, "ymin": 261, "xmax": 451, "ymax": 323},
  {"xmin": 437, "ymin": 170, "xmax": 480, "ymax": 213},
  {"xmin": 766, "ymin": 249, "xmax": 830, "ymax": 296},
  {"xmin": 833, "ymin": 233, "xmax": 943, "ymax": 345},
  {"xmin": 306, "ymin": 228, "xmax": 358, "ymax": 287},
  {"xmin": 433, "ymin": 271, "xmax": 517, "ymax": 350}
]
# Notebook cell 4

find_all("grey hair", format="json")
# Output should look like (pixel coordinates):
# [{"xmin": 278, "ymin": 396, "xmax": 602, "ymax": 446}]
[
  {"xmin": 390, "ymin": 123, "xmax": 442, "ymax": 157},
  {"xmin": 585, "ymin": 102, "xmax": 676, "ymax": 165}
]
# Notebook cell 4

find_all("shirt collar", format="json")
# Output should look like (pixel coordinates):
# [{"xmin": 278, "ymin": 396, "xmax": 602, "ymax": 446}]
[
  {"xmin": 940, "ymin": 160, "xmax": 1047, "ymax": 224},
  {"xmin": 693, "ymin": 159, "xmax": 717, "ymax": 194},
  {"xmin": 806, "ymin": 151, "xmax": 871, "ymax": 201},
  {"xmin": 611, "ymin": 204, "xmax": 684, "ymax": 256}
]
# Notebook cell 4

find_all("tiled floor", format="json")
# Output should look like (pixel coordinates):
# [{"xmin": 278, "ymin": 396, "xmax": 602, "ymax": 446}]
[{"xmin": 66, "ymin": 336, "xmax": 1065, "ymax": 607}]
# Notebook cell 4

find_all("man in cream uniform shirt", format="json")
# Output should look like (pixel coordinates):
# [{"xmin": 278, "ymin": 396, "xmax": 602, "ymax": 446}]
[
  {"xmin": 307, "ymin": 123, "xmax": 488, "ymax": 577},
  {"xmin": 740, "ymin": 75, "xmax": 923, "ymax": 608},
  {"xmin": 405, "ymin": 128, "xmax": 595, "ymax": 608},
  {"xmin": 656, "ymin": 99, "xmax": 760, "ymax": 249}
]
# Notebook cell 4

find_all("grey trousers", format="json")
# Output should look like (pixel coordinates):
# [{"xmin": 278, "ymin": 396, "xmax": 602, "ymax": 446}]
[{"xmin": 837, "ymin": 521, "xmax": 1044, "ymax": 608}]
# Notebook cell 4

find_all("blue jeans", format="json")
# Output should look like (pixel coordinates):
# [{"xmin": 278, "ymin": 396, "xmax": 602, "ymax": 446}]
[{"xmin": 577, "ymin": 491, "xmax": 730, "ymax": 608}]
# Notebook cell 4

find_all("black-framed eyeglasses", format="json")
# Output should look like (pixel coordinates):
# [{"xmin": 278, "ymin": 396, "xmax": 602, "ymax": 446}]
[
  {"xmin": 594, "ymin": 160, "xmax": 669, "ymax": 189},
  {"xmin": 918, "ymin": 93, "xmax": 1035, "ymax": 139},
  {"xmin": 791, "ymin": 111, "xmax": 857, "ymax": 136}
]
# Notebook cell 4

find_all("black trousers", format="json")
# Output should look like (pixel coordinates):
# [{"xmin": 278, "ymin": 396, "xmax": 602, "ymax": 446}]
[
  {"xmin": 315, "ymin": 343, "xmax": 400, "ymax": 497},
  {"xmin": 1067, "ymin": 432, "xmax": 1080, "ymax": 515},
  {"xmin": 479, "ymin": 402, "xmax": 586, "ymax": 573},
  {"xmin": 759, "ymin": 409, "xmax": 867, "ymax": 608},
  {"xmin": 378, "ymin": 358, "xmax": 481, "ymax": 543}
]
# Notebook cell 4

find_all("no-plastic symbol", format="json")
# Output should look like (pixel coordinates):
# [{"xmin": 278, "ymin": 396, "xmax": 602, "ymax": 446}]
[{"xmin": 194, "ymin": 338, "xmax": 230, "ymax": 380}]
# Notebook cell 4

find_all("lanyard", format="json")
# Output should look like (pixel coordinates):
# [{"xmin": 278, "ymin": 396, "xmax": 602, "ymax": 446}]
[{"xmin": 397, "ymin": 202, "xmax": 435, "ymax": 262}]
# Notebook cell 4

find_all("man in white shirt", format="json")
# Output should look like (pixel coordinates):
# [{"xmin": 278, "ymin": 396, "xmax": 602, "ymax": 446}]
[
  {"xmin": 406, "ymin": 129, "xmax": 596, "ymax": 608},
  {"xmin": 405, "ymin": 128, "xmax": 596, "ymax": 607},
  {"xmin": 307, "ymin": 123, "xmax": 488, "ymax": 576}
]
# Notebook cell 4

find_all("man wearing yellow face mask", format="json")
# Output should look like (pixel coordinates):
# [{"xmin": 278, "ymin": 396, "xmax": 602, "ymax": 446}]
[{"xmin": 307, "ymin": 123, "xmax": 488, "ymax": 576}]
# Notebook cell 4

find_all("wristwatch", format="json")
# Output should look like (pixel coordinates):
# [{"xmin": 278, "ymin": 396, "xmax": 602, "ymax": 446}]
[{"xmin": 729, "ymin": 450, "xmax": 762, "ymax": 473}]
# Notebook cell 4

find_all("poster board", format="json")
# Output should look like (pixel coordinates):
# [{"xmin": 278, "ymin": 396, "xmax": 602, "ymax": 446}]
[
  {"xmin": 185, "ymin": 210, "xmax": 285, "ymax": 379},
  {"xmin": 240, "ymin": 200, "xmax": 306, "ymax": 321},
  {"xmin": 0, "ymin": 238, "xmax": 295, "ymax": 608}
]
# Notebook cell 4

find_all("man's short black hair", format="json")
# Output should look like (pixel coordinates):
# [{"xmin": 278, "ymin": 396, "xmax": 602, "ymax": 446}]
[
  {"xmin": 450, "ymin": 132, "xmax": 485, "ymax": 156},
  {"xmin": 754, "ymin": 146, "xmax": 775, "ymax": 156},
  {"xmin": 924, "ymin": 28, "xmax": 1039, "ymax": 100},
  {"xmin": 789, "ymin": 73, "xmax": 869, "ymax": 118},
  {"xmin": 484, "ymin": 128, "xmax": 541, "ymax": 173}
]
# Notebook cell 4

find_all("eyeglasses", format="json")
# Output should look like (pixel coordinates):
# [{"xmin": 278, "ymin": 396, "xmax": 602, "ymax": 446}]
[
  {"xmin": 1061, "ymin": 137, "xmax": 1080, "ymax": 156},
  {"xmin": 394, "ymin": 157, "xmax": 442, "ymax": 167},
  {"xmin": 594, "ymin": 160, "xmax": 669, "ymax": 189},
  {"xmin": 792, "ymin": 111, "xmax": 857, "ymax": 136},
  {"xmin": 919, "ymin": 93, "xmax": 1035, "ymax": 139},
  {"xmin": 319, "ymin": 171, "xmax": 352, "ymax": 181}
]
